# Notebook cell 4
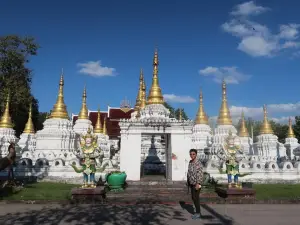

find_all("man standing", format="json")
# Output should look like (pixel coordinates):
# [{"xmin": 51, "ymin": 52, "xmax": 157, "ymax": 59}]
[{"xmin": 187, "ymin": 149, "xmax": 203, "ymax": 220}]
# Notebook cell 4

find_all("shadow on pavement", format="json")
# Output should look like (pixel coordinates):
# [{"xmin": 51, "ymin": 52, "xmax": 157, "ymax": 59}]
[
  {"xmin": 179, "ymin": 201, "xmax": 235, "ymax": 225},
  {"xmin": 0, "ymin": 204, "xmax": 188, "ymax": 225},
  {"xmin": 202, "ymin": 204, "xmax": 234, "ymax": 225}
]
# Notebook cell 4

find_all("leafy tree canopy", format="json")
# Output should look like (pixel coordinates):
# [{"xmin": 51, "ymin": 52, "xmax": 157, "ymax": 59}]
[
  {"xmin": 163, "ymin": 102, "xmax": 189, "ymax": 120},
  {"xmin": 0, "ymin": 35, "xmax": 40, "ymax": 136}
]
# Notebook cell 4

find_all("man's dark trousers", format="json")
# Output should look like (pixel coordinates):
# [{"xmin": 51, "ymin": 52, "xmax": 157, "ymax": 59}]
[{"xmin": 190, "ymin": 185, "xmax": 201, "ymax": 214}]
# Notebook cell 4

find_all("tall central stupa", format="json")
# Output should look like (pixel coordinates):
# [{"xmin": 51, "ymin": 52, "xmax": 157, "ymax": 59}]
[{"xmin": 140, "ymin": 49, "xmax": 170, "ymax": 120}]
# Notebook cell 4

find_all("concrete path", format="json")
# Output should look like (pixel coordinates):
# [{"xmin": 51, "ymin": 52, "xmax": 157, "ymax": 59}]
[{"xmin": 0, "ymin": 203, "xmax": 299, "ymax": 225}]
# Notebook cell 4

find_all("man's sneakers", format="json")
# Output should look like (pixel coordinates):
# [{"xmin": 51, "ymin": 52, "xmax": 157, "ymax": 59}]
[{"xmin": 192, "ymin": 213, "xmax": 201, "ymax": 220}]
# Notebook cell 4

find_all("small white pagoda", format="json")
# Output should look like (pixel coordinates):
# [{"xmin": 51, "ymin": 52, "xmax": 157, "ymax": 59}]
[
  {"xmin": 73, "ymin": 86, "xmax": 92, "ymax": 135},
  {"xmin": 0, "ymin": 94, "xmax": 18, "ymax": 157},
  {"xmin": 19, "ymin": 103, "xmax": 36, "ymax": 157},
  {"xmin": 32, "ymin": 73, "xmax": 76, "ymax": 168}
]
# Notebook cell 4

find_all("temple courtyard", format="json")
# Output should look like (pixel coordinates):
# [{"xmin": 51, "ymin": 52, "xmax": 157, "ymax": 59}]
[{"xmin": 0, "ymin": 203, "xmax": 298, "ymax": 225}]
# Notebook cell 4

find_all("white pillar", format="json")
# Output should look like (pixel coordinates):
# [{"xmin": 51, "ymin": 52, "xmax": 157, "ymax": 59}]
[
  {"xmin": 171, "ymin": 133, "xmax": 192, "ymax": 181},
  {"xmin": 120, "ymin": 133, "xmax": 141, "ymax": 180}
]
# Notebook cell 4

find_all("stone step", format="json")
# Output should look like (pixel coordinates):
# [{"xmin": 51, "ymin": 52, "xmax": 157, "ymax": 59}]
[{"xmin": 127, "ymin": 180, "xmax": 186, "ymax": 186}]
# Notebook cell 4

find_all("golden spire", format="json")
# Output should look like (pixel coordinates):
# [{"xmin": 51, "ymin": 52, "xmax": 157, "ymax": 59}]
[
  {"xmin": 195, "ymin": 89, "xmax": 209, "ymax": 125},
  {"xmin": 140, "ymin": 76, "xmax": 147, "ymax": 109},
  {"xmin": 259, "ymin": 105, "xmax": 274, "ymax": 135},
  {"xmin": 23, "ymin": 103, "xmax": 35, "ymax": 134},
  {"xmin": 179, "ymin": 109, "xmax": 183, "ymax": 120},
  {"xmin": 287, "ymin": 117, "xmax": 295, "ymax": 138},
  {"xmin": 217, "ymin": 79, "xmax": 232, "ymax": 125},
  {"xmin": 50, "ymin": 71, "xmax": 69, "ymax": 119},
  {"xmin": 238, "ymin": 111, "xmax": 249, "ymax": 137},
  {"xmin": 78, "ymin": 85, "xmax": 89, "ymax": 119},
  {"xmin": 0, "ymin": 93, "xmax": 13, "ymax": 128},
  {"xmin": 93, "ymin": 106, "xmax": 103, "ymax": 134},
  {"xmin": 147, "ymin": 48, "xmax": 164, "ymax": 105},
  {"xmin": 103, "ymin": 117, "xmax": 107, "ymax": 135},
  {"xmin": 134, "ymin": 69, "xmax": 144, "ymax": 111}
]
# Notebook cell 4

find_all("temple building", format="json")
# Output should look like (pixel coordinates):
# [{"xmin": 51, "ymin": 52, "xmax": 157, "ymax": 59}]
[
  {"xmin": 72, "ymin": 103, "xmax": 134, "ymax": 140},
  {"xmin": 0, "ymin": 48, "xmax": 299, "ymax": 183}
]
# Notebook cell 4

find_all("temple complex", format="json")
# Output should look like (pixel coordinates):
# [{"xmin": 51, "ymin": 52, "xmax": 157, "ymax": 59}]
[{"xmin": 0, "ymin": 48, "xmax": 300, "ymax": 183}]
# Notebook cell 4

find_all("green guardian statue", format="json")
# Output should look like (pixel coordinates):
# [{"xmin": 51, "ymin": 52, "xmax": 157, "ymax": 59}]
[
  {"xmin": 220, "ymin": 131, "xmax": 243, "ymax": 188},
  {"xmin": 71, "ymin": 128, "xmax": 102, "ymax": 188}
]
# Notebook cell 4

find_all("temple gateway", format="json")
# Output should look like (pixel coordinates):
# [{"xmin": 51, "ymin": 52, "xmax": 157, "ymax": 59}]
[{"xmin": 0, "ymin": 49, "xmax": 300, "ymax": 183}]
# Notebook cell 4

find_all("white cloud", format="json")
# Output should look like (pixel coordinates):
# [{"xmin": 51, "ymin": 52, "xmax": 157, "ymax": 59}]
[
  {"xmin": 163, "ymin": 94, "xmax": 196, "ymax": 103},
  {"xmin": 77, "ymin": 61, "xmax": 116, "ymax": 77},
  {"xmin": 222, "ymin": 1, "xmax": 300, "ymax": 57},
  {"xmin": 199, "ymin": 66, "xmax": 250, "ymax": 84},
  {"xmin": 238, "ymin": 36, "xmax": 278, "ymax": 57},
  {"xmin": 278, "ymin": 24, "xmax": 300, "ymax": 40},
  {"xmin": 230, "ymin": 1, "xmax": 270, "ymax": 16}
]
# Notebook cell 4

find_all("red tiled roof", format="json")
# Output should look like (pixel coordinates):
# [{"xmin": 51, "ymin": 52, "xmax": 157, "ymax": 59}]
[
  {"xmin": 109, "ymin": 108, "xmax": 134, "ymax": 119},
  {"xmin": 72, "ymin": 108, "xmax": 134, "ymax": 138}
]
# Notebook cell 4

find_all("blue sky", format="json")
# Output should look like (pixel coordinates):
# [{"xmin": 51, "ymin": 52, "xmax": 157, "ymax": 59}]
[{"xmin": 1, "ymin": 0, "xmax": 300, "ymax": 124}]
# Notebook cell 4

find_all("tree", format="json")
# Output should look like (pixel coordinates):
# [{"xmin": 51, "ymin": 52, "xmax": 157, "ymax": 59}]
[
  {"xmin": 36, "ymin": 112, "xmax": 50, "ymax": 131},
  {"xmin": 269, "ymin": 120, "xmax": 288, "ymax": 143},
  {"xmin": 293, "ymin": 116, "xmax": 300, "ymax": 141},
  {"xmin": 163, "ymin": 102, "xmax": 175, "ymax": 118},
  {"xmin": 0, "ymin": 35, "xmax": 40, "ymax": 137},
  {"xmin": 163, "ymin": 102, "xmax": 189, "ymax": 120},
  {"xmin": 175, "ymin": 108, "xmax": 189, "ymax": 120}
]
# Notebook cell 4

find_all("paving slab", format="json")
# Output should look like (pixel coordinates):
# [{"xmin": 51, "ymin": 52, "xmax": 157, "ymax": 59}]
[{"xmin": 0, "ymin": 203, "xmax": 299, "ymax": 225}]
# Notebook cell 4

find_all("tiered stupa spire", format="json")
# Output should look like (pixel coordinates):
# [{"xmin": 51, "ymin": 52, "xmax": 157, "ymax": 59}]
[
  {"xmin": 238, "ymin": 111, "xmax": 249, "ymax": 137},
  {"xmin": 217, "ymin": 79, "xmax": 232, "ymax": 125},
  {"xmin": 102, "ymin": 117, "xmax": 107, "ymax": 135},
  {"xmin": 50, "ymin": 71, "xmax": 69, "ymax": 119},
  {"xmin": 287, "ymin": 117, "xmax": 295, "ymax": 138},
  {"xmin": 259, "ymin": 105, "xmax": 274, "ymax": 135},
  {"xmin": 23, "ymin": 103, "xmax": 35, "ymax": 134},
  {"xmin": 78, "ymin": 86, "xmax": 89, "ymax": 119},
  {"xmin": 140, "ymin": 76, "xmax": 147, "ymax": 109},
  {"xmin": 195, "ymin": 89, "xmax": 209, "ymax": 125},
  {"xmin": 179, "ymin": 109, "xmax": 183, "ymax": 120},
  {"xmin": 134, "ymin": 69, "xmax": 144, "ymax": 111},
  {"xmin": 93, "ymin": 106, "xmax": 103, "ymax": 134},
  {"xmin": 147, "ymin": 48, "xmax": 164, "ymax": 105},
  {"xmin": 0, "ymin": 93, "xmax": 13, "ymax": 128}
]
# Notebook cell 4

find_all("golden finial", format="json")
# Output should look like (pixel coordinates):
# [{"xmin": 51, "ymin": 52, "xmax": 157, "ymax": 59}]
[
  {"xmin": 238, "ymin": 110, "xmax": 249, "ymax": 137},
  {"xmin": 195, "ymin": 89, "xmax": 209, "ymax": 125},
  {"xmin": 78, "ymin": 85, "xmax": 89, "ymax": 119},
  {"xmin": 134, "ymin": 68, "xmax": 144, "ymax": 111},
  {"xmin": 287, "ymin": 117, "xmax": 295, "ymax": 138},
  {"xmin": 50, "ymin": 71, "xmax": 69, "ymax": 119},
  {"xmin": 179, "ymin": 108, "xmax": 183, "ymax": 121},
  {"xmin": 93, "ymin": 105, "xmax": 103, "ymax": 134},
  {"xmin": 217, "ymin": 79, "xmax": 232, "ymax": 125},
  {"xmin": 0, "ymin": 93, "xmax": 13, "ymax": 128},
  {"xmin": 140, "ymin": 76, "xmax": 147, "ymax": 109},
  {"xmin": 147, "ymin": 48, "xmax": 164, "ymax": 105},
  {"xmin": 103, "ymin": 117, "xmax": 107, "ymax": 135},
  {"xmin": 259, "ymin": 105, "xmax": 274, "ymax": 135},
  {"xmin": 23, "ymin": 102, "xmax": 35, "ymax": 133}
]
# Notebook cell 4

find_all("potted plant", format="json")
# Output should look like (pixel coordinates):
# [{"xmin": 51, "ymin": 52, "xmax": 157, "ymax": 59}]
[{"xmin": 106, "ymin": 170, "xmax": 127, "ymax": 191}]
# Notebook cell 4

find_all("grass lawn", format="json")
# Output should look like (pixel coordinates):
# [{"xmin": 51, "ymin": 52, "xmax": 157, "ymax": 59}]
[
  {"xmin": 1, "ymin": 182, "xmax": 300, "ymax": 201},
  {"xmin": 1, "ymin": 182, "xmax": 78, "ymax": 200},
  {"xmin": 254, "ymin": 184, "xmax": 300, "ymax": 200}
]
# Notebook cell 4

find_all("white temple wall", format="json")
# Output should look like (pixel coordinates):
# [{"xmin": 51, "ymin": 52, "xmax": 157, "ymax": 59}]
[
  {"xmin": 120, "ymin": 132, "xmax": 141, "ymax": 181},
  {"xmin": 171, "ymin": 133, "xmax": 192, "ymax": 181}
]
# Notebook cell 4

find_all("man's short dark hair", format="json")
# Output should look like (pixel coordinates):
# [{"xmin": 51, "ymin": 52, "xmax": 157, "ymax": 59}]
[{"xmin": 189, "ymin": 149, "xmax": 197, "ymax": 154}]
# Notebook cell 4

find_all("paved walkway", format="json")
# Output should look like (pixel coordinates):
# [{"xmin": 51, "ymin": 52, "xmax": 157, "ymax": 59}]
[{"xmin": 0, "ymin": 203, "xmax": 299, "ymax": 225}]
